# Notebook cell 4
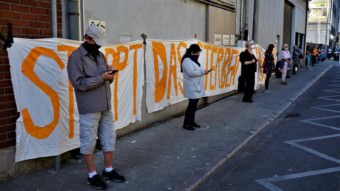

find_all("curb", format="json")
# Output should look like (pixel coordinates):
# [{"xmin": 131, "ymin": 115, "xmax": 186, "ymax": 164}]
[{"xmin": 187, "ymin": 63, "xmax": 333, "ymax": 191}]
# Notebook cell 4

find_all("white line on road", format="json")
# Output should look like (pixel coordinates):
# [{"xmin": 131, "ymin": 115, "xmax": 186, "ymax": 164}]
[
  {"xmin": 256, "ymin": 167, "xmax": 340, "ymax": 191},
  {"xmin": 286, "ymin": 134, "xmax": 340, "ymax": 164},
  {"xmin": 301, "ymin": 116, "xmax": 340, "ymax": 131},
  {"xmin": 256, "ymin": 65, "xmax": 340, "ymax": 191}
]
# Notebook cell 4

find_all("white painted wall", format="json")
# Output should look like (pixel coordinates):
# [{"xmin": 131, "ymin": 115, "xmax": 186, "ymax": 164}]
[
  {"xmin": 208, "ymin": 5, "xmax": 236, "ymax": 43},
  {"xmin": 83, "ymin": 0, "xmax": 207, "ymax": 43},
  {"xmin": 255, "ymin": 0, "xmax": 285, "ymax": 49},
  {"xmin": 254, "ymin": 0, "xmax": 307, "ymax": 50},
  {"xmin": 81, "ymin": 0, "xmax": 237, "ymax": 138},
  {"xmin": 291, "ymin": 0, "xmax": 307, "ymax": 34}
]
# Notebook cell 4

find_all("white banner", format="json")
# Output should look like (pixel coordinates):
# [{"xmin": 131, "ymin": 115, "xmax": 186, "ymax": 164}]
[
  {"xmin": 8, "ymin": 38, "xmax": 144, "ymax": 162},
  {"xmin": 145, "ymin": 40, "xmax": 265, "ymax": 113}
]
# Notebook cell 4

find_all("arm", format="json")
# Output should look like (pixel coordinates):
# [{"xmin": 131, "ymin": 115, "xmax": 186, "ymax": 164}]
[
  {"xmin": 67, "ymin": 53, "xmax": 105, "ymax": 92},
  {"xmin": 182, "ymin": 58, "xmax": 205, "ymax": 78},
  {"xmin": 240, "ymin": 52, "xmax": 255, "ymax": 65}
]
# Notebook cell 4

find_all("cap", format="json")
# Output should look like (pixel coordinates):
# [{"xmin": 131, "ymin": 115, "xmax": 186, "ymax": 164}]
[{"xmin": 85, "ymin": 25, "xmax": 106, "ymax": 46}]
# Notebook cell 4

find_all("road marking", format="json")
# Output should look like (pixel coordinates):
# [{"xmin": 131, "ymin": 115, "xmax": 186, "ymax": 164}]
[
  {"xmin": 257, "ymin": 167, "xmax": 340, "ymax": 191},
  {"xmin": 301, "ymin": 116, "xmax": 340, "ymax": 131},
  {"xmin": 312, "ymin": 103, "xmax": 340, "ymax": 113},
  {"xmin": 323, "ymin": 88, "xmax": 340, "ymax": 93},
  {"xmin": 286, "ymin": 134, "xmax": 340, "ymax": 164},
  {"xmin": 318, "ymin": 94, "xmax": 340, "ymax": 102},
  {"xmin": 256, "ymin": 66, "xmax": 340, "ymax": 191}
]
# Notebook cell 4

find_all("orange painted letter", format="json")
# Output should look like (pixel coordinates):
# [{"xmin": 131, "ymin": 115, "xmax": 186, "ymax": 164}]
[
  {"xmin": 152, "ymin": 42, "xmax": 168, "ymax": 102},
  {"xmin": 21, "ymin": 47, "xmax": 64, "ymax": 139},
  {"xmin": 129, "ymin": 43, "xmax": 143, "ymax": 115},
  {"xmin": 57, "ymin": 45, "xmax": 77, "ymax": 138}
]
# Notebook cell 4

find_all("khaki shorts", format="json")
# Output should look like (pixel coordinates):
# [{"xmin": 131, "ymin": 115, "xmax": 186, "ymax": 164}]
[{"xmin": 79, "ymin": 110, "xmax": 116, "ymax": 154}]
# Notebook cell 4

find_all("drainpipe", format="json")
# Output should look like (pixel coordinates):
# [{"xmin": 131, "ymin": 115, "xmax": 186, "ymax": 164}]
[
  {"xmin": 304, "ymin": 0, "xmax": 309, "ymax": 54},
  {"xmin": 252, "ymin": 0, "xmax": 257, "ymax": 41},
  {"xmin": 51, "ymin": 0, "xmax": 59, "ymax": 171},
  {"xmin": 51, "ymin": 0, "xmax": 57, "ymax": 38},
  {"xmin": 205, "ymin": 4, "xmax": 209, "ymax": 42},
  {"xmin": 61, "ymin": 0, "xmax": 68, "ymax": 38},
  {"xmin": 80, "ymin": 0, "xmax": 84, "ymax": 39}
]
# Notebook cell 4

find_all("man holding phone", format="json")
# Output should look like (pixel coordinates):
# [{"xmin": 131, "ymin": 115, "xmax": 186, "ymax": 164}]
[{"xmin": 67, "ymin": 25, "xmax": 125, "ymax": 190}]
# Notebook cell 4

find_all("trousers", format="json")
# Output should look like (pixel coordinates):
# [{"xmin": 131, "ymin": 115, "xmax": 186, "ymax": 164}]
[
  {"xmin": 183, "ymin": 99, "xmax": 199, "ymax": 126},
  {"xmin": 243, "ymin": 72, "xmax": 255, "ymax": 101}
]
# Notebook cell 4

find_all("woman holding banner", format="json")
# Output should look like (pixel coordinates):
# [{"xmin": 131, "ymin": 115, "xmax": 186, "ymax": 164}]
[{"xmin": 181, "ymin": 44, "xmax": 211, "ymax": 131}]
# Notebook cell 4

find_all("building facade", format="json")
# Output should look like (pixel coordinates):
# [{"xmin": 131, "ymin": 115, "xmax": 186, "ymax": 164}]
[
  {"xmin": 0, "ymin": 0, "xmax": 309, "ymax": 180},
  {"xmin": 236, "ymin": 0, "xmax": 309, "ymax": 52},
  {"xmin": 307, "ymin": 0, "xmax": 340, "ymax": 50}
]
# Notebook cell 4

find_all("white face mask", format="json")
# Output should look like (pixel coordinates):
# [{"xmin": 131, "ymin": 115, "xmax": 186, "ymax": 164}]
[{"xmin": 251, "ymin": 45, "xmax": 255, "ymax": 49}]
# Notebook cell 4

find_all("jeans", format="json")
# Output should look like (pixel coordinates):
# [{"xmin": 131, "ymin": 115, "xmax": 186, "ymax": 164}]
[
  {"xmin": 183, "ymin": 99, "xmax": 199, "ymax": 126},
  {"xmin": 265, "ymin": 71, "xmax": 272, "ymax": 90}
]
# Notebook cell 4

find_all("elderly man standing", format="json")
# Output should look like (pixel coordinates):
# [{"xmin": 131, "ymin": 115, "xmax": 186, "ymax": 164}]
[
  {"xmin": 239, "ymin": 40, "xmax": 257, "ymax": 103},
  {"xmin": 67, "ymin": 25, "xmax": 125, "ymax": 190}
]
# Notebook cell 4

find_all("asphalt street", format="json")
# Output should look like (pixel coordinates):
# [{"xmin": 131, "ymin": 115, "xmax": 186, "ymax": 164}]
[{"xmin": 197, "ymin": 64, "xmax": 340, "ymax": 191}]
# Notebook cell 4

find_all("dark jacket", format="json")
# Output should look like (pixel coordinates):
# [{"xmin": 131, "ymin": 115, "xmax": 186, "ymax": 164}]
[
  {"xmin": 263, "ymin": 52, "xmax": 275, "ymax": 73},
  {"xmin": 67, "ymin": 45, "xmax": 112, "ymax": 114},
  {"xmin": 239, "ymin": 50, "xmax": 257, "ymax": 74}
]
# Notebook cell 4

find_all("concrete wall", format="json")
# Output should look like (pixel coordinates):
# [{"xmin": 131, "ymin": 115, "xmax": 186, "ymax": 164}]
[
  {"xmin": 83, "ymin": 0, "xmax": 207, "ymax": 43},
  {"xmin": 255, "ymin": 0, "xmax": 285, "ymax": 49},
  {"xmin": 254, "ymin": 0, "xmax": 307, "ymax": 51},
  {"xmin": 207, "ymin": 5, "xmax": 236, "ymax": 43},
  {"xmin": 81, "ymin": 0, "xmax": 237, "ymax": 138},
  {"xmin": 291, "ymin": 0, "xmax": 307, "ymax": 34}
]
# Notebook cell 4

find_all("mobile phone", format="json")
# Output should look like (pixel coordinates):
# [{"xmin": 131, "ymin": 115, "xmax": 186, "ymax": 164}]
[
  {"xmin": 110, "ymin": 69, "xmax": 119, "ymax": 74},
  {"xmin": 208, "ymin": 68, "xmax": 213, "ymax": 73}
]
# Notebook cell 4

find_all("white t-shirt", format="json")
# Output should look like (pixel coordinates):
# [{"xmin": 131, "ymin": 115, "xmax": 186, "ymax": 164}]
[{"xmin": 281, "ymin": 50, "xmax": 291, "ymax": 60}]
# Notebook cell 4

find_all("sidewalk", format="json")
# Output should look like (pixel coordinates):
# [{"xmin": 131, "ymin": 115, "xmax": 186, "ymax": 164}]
[{"xmin": 0, "ymin": 61, "xmax": 333, "ymax": 191}]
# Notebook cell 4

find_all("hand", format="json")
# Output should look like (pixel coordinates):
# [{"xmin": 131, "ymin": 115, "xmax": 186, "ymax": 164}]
[
  {"xmin": 108, "ymin": 65, "xmax": 114, "ymax": 71},
  {"xmin": 204, "ymin": 69, "xmax": 212, "ymax": 75},
  {"xmin": 101, "ymin": 71, "xmax": 115, "ymax": 81}
]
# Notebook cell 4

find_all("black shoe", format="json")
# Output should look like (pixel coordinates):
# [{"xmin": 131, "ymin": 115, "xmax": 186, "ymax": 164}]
[
  {"xmin": 88, "ymin": 174, "xmax": 107, "ymax": 190},
  {"xmin": 242, "ymin": 99, "xmax": 253, "ymax": 103},
  {"xmin": 102, "ymin": 169, "xmax": 126, "ymax": 182},
  {"xmin": 192, "ymin": 122, "xmax": 201, "ymax": 128},
  {"xmin": 183, "ymin": 124, "xmax": 195, "ymax": 130},
  {"xmin": 281, "ymin": 81, "xmax": 287, "ymax": 85}
]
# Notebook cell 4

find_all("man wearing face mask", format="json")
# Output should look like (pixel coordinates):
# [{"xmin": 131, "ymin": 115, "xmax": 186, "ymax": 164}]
[
  {"xmin": 239, "ymin": 40, "xmax": 257, "ymax": 103},
  {"xmin": 67, "ymin": 25, "xmax": 125, "ymax": 190},
  {"xmin": 281, "ymin": 44, "xmax": 291, "ymax": 85}
]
